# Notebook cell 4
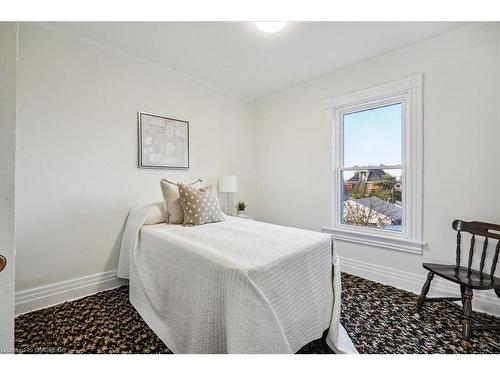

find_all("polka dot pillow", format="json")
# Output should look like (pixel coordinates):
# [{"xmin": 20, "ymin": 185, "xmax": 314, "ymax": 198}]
[{"xmin": 178, "ymin": 183, "xmax": 225, "ymax": 226}]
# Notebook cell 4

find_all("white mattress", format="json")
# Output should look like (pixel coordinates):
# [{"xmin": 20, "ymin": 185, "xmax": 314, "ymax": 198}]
[{"xmin": 118, "ymin": 204, "xmax": 357, "ymax": 354}]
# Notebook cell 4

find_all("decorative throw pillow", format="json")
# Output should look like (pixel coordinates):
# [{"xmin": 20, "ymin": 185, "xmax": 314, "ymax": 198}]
[
  {"xmin": 160, "ymin": 179, "xmax": 201, "ymax": 224},
  {"xmin": 178, "ymin": 183, "xmax": 224, "ymax": 226}
]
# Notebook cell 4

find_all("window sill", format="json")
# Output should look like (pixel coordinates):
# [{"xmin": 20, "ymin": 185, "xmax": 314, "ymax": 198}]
[{"xmin": 321, "ymin": 227, "xmax": 425, "ymax": 254}]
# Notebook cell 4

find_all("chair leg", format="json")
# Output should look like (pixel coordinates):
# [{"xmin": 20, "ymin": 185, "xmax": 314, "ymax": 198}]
[
  {"xmin": 495, "ymin": 288, "xmax": 500, "ymax": 299},
  {"xmin": 461, "ymin": 287, "xmax": 473, "ymax": 349},
  {"xmin": 460, "ymin": 285, "xmax": 465, "ymax": 306},
  {"xmin": 416, "ymin": 272, "xmax": 434, "ymax": 313}
]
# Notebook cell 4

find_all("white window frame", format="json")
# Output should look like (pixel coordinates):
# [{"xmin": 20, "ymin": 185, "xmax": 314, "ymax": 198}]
[{"xmin": 322, "ymin": 74, "xmax": 425, "ymax": 254}]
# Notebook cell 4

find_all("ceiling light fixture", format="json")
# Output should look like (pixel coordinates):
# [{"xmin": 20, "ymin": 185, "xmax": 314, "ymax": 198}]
[{"xmin": 255, "ymin": 22, "xmax": 287, "ymax": 33}]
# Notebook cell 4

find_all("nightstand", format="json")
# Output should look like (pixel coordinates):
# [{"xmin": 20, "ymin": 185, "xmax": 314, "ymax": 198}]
[{"xmin": 235, "ymin": 213, "xmax": 254, "ymax": 220}]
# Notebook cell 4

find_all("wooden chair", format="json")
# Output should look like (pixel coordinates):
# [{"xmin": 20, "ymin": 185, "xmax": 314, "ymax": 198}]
[{"xmin": 416, "ymin": 220, "xmax": 500, "ymax": 348}]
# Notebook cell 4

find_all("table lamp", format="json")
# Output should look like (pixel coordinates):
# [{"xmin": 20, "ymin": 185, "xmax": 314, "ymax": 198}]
[{"xmin": 219, "ymin": 175, "xmax": 237, "ymax": 215}]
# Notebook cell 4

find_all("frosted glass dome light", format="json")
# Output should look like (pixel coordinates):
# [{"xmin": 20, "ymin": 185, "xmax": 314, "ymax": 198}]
[{"xmin": 255, "ymin": 22, "xmax": 287, "ymax": 33}]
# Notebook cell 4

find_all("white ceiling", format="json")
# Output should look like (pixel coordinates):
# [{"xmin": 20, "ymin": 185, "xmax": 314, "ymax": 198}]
[{"xmin": 50, "ymin": 22, "xmax": 467, "ymax": 99}]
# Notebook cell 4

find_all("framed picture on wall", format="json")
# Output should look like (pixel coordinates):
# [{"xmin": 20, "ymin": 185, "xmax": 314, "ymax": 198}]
[{"xmin": 138, "ymin": 112, "xmax": 190, "ymax": 169}]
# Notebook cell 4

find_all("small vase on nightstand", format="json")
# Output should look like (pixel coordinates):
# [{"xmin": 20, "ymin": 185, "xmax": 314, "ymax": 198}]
[
  {"xmin": 236, "ymin": 202, "xmax": 247, "ymax": 216},
  {"xmin": 235, "ymin": 202, "xmax": 253, "ymax": 220}
]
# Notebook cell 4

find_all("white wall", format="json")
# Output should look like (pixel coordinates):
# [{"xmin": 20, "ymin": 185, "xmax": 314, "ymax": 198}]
[
  {"xmin": 254, "ymin": 24, "xmax": 500, "ymax": 305},
  {"xmin": 15, "ymin": 23, "xmax": 256, "ymax": 292},
  {"xmin": 15, "ymin": 22, "xmax": 500, "ymax": 315},
  {"xmin": 0, "ymin": 22, "xmax": 18, "ymax": 350}
]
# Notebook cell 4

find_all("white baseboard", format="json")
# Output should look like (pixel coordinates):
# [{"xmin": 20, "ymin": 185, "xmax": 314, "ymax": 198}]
[
  {"xmin": 340, "ymin": 256, "xmax": 500, "ymax": 317},
  {"xmin": 15, "ymin": 270, "xmax": 128, "ymax": 316}
]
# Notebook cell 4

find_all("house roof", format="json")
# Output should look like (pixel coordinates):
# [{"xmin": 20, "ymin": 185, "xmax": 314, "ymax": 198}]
[
  {"xmin": 347, "ymin": 169, "xmax": 388, "ymax": 183},
  {"xmin": 350, "ymin": 196, "xmax": 402, "ymax": 222}
]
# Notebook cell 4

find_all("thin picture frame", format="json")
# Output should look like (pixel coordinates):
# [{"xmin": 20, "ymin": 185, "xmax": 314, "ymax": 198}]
[{"xmin": 138, "ymin": 111, "xmax": 190, "ymax": 169}]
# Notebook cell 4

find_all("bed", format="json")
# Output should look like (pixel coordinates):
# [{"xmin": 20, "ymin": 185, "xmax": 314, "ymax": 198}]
[{"xmin": 117, "ymin": 203, "xmax": 356, "ymax": 354}]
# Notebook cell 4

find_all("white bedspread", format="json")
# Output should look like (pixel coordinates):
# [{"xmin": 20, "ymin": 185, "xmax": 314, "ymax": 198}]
[{"xmin": 118, "ymin": 204, "xmax": 356, "ymax": 354}]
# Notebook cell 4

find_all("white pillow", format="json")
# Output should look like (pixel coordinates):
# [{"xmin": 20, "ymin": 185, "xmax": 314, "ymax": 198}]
[{"xmin": 160, "ymin": 179, "xmax": 201, "ymax": 224}]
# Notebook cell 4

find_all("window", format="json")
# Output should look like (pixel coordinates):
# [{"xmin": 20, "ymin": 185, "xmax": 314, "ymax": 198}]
[
  {"xmin": 342, "ymin": 103, "xmax": 403, "ymax": 232},
  {"xmin": 323, "ymin": 75, "xmax": 424, "ymax": 253}
]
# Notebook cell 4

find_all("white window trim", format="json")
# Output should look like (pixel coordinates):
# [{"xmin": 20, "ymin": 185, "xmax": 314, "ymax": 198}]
[{"xmin": 322, "ymin": 74, "xmax": 425, "ymax": 254}]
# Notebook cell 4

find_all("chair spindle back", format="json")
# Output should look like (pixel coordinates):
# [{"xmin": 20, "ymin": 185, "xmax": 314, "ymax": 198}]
[{"xmin": 452, "ymin": 220, "xmax": 500, "ymax": 278}]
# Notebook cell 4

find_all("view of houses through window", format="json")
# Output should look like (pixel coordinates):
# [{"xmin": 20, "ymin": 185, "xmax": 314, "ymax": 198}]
[{"xmin": 341, "ymin": 103, "xmax": 403, "ymax": 232}]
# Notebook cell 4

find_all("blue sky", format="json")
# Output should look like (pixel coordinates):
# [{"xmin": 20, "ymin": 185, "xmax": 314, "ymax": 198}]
[{"xmin": 343, "ymin": 103, "xmax": 402, "ymax": 167}]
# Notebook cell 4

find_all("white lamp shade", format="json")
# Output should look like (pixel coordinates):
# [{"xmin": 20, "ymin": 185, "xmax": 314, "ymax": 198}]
[{"xmin": 219, "ymin": 175, "xmax": 238, "ymax": 193}]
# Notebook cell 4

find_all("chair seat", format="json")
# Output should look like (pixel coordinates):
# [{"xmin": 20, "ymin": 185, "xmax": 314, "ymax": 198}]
[{"xmin": 423, "ymin": 263, "xmax": 500, "ymax": 290}]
